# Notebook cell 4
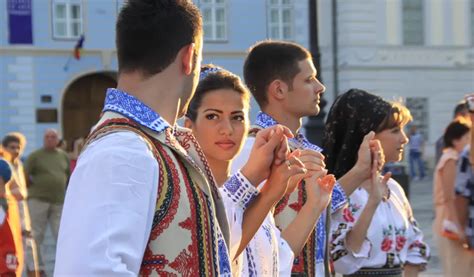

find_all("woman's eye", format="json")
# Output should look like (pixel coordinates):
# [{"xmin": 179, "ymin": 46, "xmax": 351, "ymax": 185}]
[
  {"xmin": 205, "ymin": 114, "xmax": 218, "ymax": 120},
  {"xmin": 233, "ymin": 115, "xmax": 245, "ymax": 121}
]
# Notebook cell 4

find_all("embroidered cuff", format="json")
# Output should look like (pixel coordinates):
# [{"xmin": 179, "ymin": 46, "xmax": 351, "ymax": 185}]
[
  {"xmin": 331, "ymin": 181, "xmax": 348, "ymax": 213},
  {"xmin": 222, "ymin": 171, "xmax": 259, "ymax": 208},
  {"xmin": 345, "ymin": 236, "xmax": 372, "ymax": 259}
]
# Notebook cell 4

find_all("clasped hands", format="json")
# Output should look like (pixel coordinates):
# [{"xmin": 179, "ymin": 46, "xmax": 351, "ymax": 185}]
[{"xmin": 241, "ymin": 125, "xmax": 336, "ymax": 208}]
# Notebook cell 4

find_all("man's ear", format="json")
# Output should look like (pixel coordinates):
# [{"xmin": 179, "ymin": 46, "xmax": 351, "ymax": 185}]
[
  {"xmin": 268, "ymin": 79, "xmax": 288, "ymax": 101},
  {"xmin": 184, "ymin": 117, "xmax": 194, "ymax": 129},
  {"xmin": 181, "ymin": 43, "xmax": 195, "ymax": 75}
]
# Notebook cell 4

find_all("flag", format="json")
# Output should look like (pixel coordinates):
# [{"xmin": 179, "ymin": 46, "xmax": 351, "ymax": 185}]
[{"xmin": 73, "ymin": 35, "xmax": 85, "ymax": 60}]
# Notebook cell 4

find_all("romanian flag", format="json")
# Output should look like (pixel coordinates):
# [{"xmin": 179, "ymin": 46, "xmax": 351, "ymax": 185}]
[{"xmin": 73, "ymin": 35, "xmax": 85, "ymax": 60}]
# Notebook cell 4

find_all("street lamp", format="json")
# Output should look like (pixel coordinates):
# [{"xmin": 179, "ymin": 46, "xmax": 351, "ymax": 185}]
[{"xmin": 304, "ymin": 0, "xmax": 327, "ymax": 146}]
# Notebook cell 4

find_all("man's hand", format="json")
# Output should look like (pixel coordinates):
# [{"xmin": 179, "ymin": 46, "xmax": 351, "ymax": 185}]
[
  {"xmin": 287, "ymin": 149, "xmax": 326, "ymax": 193},
  {"xmin": 241, "ymin": 125, "xmax": 294, "ymax": 186},
  {"xmin": 260, "ymin": 151, "xmax": 307, "ymax": 203}
]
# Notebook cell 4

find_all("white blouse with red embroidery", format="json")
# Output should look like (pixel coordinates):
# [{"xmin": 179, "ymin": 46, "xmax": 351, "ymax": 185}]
[{"xmin": 330, "ymin": 178, "xmax": 430, "ymax": 275}]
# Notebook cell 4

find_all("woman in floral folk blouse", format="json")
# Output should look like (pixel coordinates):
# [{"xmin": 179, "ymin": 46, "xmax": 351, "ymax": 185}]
[{"xmin": 323, "ymin": 89, "xmax": 430, "ymax": 277}]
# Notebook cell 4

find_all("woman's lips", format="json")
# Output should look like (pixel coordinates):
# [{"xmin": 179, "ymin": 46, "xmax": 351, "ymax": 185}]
[{"xmin": 215, "ymin": 140, "xmax": 236, "ymax": 150}]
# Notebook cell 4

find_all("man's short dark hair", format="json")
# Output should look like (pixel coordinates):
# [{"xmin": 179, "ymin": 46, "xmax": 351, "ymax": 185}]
[
  {"xmin": 243, "ymin": 40, "xmax": 311, "ymax": 108},
  {"xmin": 116, "ymin": 0, "xmax": 202, "ymax": 77},
  {"xmin": 454, "ymin": 101, "xmax": 468, "ymax": 117},
  {"xmin": 2, "ymin": 134, "xmax": 21, "ymax": 148},
  {"xmin": 443, "ymin": 121, "xmax": 470, "ymax": 148}
]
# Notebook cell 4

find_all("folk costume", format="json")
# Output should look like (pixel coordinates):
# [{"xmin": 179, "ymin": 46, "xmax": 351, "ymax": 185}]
[
  {"xmin": 55, "ymin": 88, "xmax": 258, "ymax": 276},
  {"xmin": 323, "ymin": 89, "xmax": 429, "ymax": 276},
  {"xmin": 330, "ymin": 178, "xmax": 429, "ymax": 276},
  {"xmin": 231, "ymin": 112, "xmax": 348, "ymax": 276}
]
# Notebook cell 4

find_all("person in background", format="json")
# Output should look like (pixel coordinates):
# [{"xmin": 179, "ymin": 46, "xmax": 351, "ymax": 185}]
[
  {"xmin": 408, "ymin": 125, "xmax": 426, "ymax": 181},
  {"xmin": 25, "ymin": 129, "xmax": 69, "ymax": 275},
  {"xmin": 68, "ymin": 137, "xmax": 84, "ymax": 173},
  {"xmin": 2, "ymin": 133, "xmax": 39, "ymax": 277},
  {"xmin": 453, "ymin": 94, "xmax": 474, "ymax": 275},
  {"xmin": 0, "ymin": 148, "xmax": 18, "ymax": 276},
  {"xmin": 435, "ymin": 101, "xmax": 470, "ymax": 163},
  {"xmin": 433, "ymin": 121, "xmax": 471, "ymax": 276}
]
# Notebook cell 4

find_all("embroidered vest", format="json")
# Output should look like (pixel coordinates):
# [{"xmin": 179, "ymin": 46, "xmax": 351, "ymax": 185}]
[
  {"xmin": 249, "ymin": 126, "xmax": 316, "ymax": 276},
  {"xmin": 84, "ymin": 115, "xmax": 230, "ymax": 276}
]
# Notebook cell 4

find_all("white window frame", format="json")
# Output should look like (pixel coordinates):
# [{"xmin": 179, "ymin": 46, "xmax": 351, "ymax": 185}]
[
  {"xmin": 267, "ymin": 0, "xmax": 294, "ymax": 41},
  {"xmin": 199, "ymin": 0, "xmax": 227, "ymax": 42},
  {"xmin": 52, "ymin": 0, "xmax": 83, "ymax": 39}
]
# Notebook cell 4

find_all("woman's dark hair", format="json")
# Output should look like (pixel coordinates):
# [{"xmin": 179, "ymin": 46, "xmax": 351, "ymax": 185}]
[
  {"xmin": 186, "ymin": 64, "xmax": 250, "ymax": 122},
  {"xmin": 443, "ymin": 121, "xmax": 470, "ymax": 148},
  {"xmin": 323, "ymin": 89, "xmax": 412, "ymax": 179}
]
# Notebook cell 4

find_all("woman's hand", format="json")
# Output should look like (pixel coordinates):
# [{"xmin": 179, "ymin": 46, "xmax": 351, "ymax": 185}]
[
  {"xmin": 241, "ymin": 125, "xmax": 293, "ymax": 186},
  {"xmin": 367, "ymin": 153, "xmax": 391, "ymax": 205},
  {"xmin": 305, "ymin": 171, "xmax": 336, "ymax": 211}
]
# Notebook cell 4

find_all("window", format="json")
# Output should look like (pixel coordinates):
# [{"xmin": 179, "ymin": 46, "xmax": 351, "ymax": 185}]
[
  {"xmin": 52, "ymin": 0, "xmax": 83, "ymax": 39},
  {"xmin": 402, "ymin": 0, "xmax": 424, "ymax": 45},
  {"xmin": 267, "ymin": 0, "xmax": 294, "ymax": 40},
  {"xmin": 406, "ymin": 97, "xmax": 429, "ymax": 140},
  {"xmin": 200, "ymin": 0, "xmax": 227, "ymax": 41}
]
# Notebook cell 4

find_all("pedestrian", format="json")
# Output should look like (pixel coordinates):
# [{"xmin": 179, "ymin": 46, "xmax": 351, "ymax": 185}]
[
  {"xmin": 435, "ymin": 101, "xmax": 470, "ymax": 163},
  {"xmin": 408, "ymin": 125, "xmax": 426, "ymax": 181},
  {"xmin": 2, "ymin": 133, "xmax": 39, "ymax": 276},
  {"xmin": 0, "ymin": 148, "xmax": 18, "ymax": 275},
  {"xmin": 25, "ymin": 129, "xmax": 69, "ymax": 275},
  {"xmin": 433, "ymin": 121, "xmax": 471, "ymax": 276}
]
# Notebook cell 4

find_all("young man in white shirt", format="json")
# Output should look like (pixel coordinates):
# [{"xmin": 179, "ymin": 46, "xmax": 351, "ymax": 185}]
[
  {"xmin": 233, "ymin": 41, "xmax": 378, "ymax": 276},
  {"xmin": 54, "ymin": 1, "xmax": 292, "ymax": 276}
]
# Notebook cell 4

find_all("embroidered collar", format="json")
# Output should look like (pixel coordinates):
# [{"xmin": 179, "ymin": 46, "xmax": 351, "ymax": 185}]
[
  {"xmin": 254, "ymin": 112, "xmax": 323, "ymax": 152},
  {"xmin": 103, "ymin": 88, "xmax": 171, "ymax": 134}
]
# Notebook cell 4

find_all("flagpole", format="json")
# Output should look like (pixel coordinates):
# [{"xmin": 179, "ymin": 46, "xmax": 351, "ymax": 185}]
[{"xmin": 63, "ymin": 55, "xmax": 72, "ymax": 71}]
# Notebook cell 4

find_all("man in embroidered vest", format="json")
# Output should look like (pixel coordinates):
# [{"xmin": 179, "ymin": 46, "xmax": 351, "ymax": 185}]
[
  {"xmin": 54, "ymin": 1, "xmax": 297, "ymax": 276},
  {"xmin": 232, "ymin": 41, "xmax": 379, "ymax": 276}
]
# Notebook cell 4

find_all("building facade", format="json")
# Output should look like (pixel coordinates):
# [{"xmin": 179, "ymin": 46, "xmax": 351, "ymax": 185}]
[
  {"xmin": 2, "ymin": 0, "xmax": 473, "ymax": 162},
  {"xmin": 0, "ymin": 0, "xmax": 310, "ymax": 154},
  {"xmin": 318, "ymin": 0, "xmax": 474, "ymax": 165}
]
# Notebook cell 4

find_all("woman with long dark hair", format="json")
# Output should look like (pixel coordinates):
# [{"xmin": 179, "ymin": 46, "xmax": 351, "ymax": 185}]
[{"xmin": 324, "ymin": 89, "xmax": 430, "ymax": 277}]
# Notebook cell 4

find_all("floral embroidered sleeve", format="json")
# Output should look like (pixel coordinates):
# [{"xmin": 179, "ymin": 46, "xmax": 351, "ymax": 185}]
[
  {"xmin": 330, "ymin": 197, "xmax": 373, "ymax": 274},
  {"xmin": 219, "ymin": 171, "xmax": 259, "ymax": 261},
  {"xmin": 331, "ymin": 181, "xmax": 348, "ymax": 213},
  {"xmin": 403, "ymin": 193, "xmax": 430, "ymax": 266}
]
